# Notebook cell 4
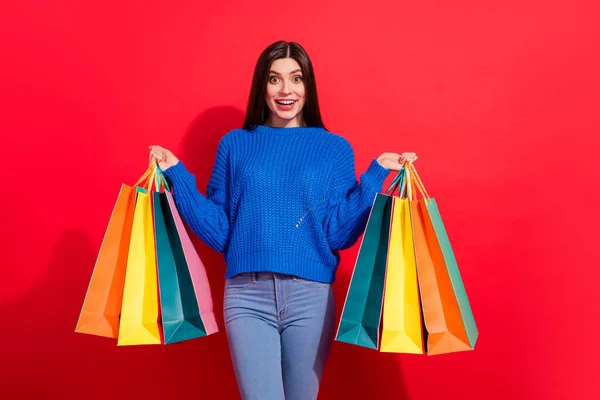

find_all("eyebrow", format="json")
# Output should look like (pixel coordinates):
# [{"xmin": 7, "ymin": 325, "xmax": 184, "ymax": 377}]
[{"xmin": 269, "ymin": 69, "xmax": 303, "ymax": 75}]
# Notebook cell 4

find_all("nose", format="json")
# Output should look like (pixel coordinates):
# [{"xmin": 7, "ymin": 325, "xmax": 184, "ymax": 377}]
[{"xmin": 279, "ymin": 79, "xmax": 291, "ymax": 95}]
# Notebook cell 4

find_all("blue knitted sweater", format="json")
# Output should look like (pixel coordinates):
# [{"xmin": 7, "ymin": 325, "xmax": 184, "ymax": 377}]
[{"xmin": 162, "ymin": 125, "xmax": 391, "ymax": 283}]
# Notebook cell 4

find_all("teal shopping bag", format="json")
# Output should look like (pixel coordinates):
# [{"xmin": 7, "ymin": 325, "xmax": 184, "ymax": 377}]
[
  {"xmin": 152, "ymin": 169, "xmax": 208, "ymax": 344},
  {"xmin": 335, "ymin": 169, "xmax": 406, "ymax": 349}
]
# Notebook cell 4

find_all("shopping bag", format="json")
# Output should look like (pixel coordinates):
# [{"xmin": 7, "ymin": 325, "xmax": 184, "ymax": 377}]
[
  {"xmin": 153, "ymin": 167, "xmax": 215, "ymax": 344},
  {"xmin": 117, "ymin": 165, "xmax": 162, "ymax": 346},
  {"xmin": 408, "ymin": 163, "xmax": 478, "ymax": 355},
  {"xmin": 165, "ymin": 190, "xmax": 218, "ymax": 336},
  {"xmin": 335, "ymin": 170, "xmax": 405, "ymax": 349},
  {"xmin": 75, "ymin": 166, "xmax": 155, "ymax": 338},
  {"xmin": 380, "ymin": 166, "xmax": 425, "ymax": 354}
]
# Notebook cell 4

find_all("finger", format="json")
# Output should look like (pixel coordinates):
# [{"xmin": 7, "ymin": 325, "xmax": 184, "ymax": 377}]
[
  {"xmin": 149, "ymin": 150, "xmax": 160, "ymax": 160},
  {"xmin": 149, "ymin": 145, "xmax": 166, "ymax": 153},
  {"xmin": 151, "ymin": 151, "xmax": 164, "ymax": 161}
]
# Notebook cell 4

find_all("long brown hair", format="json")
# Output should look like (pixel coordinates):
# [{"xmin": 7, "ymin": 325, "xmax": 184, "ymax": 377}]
[{"xmin": 242, "ymin": 41, "xmax": 326, "ymax": 130}]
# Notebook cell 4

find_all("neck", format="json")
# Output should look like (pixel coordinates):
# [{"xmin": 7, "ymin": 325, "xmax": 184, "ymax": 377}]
[{"xmin": 265, "ymin": 115, "xmax": 305, "ymax": 128}]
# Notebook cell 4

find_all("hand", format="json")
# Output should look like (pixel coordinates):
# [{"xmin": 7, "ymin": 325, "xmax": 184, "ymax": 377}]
[
  {"xmin": 148, "ymin": 145, "xmax": 179, "ymax": 171},
  {"xmin": 376, "ymin": 152, "xmax": 418, "ymax": 171}
]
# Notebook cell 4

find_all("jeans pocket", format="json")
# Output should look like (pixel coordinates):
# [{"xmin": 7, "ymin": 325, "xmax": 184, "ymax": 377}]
[
  {"xmin": 225, "ymin": 273, "xmax": 253, "ymax": 294},
  {"xmin": 292, "ymin": 276, "xmax": 331, "ymax": 288}
]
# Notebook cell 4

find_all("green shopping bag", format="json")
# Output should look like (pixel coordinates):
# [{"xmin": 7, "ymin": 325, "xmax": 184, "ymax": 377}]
[
  {"xmin": 153, "ymin": 167, "xmax": 208, "ymax": 344},
  {"xmin": 335, "ymin": 169, "xmax": 406, "ymax": 349}
]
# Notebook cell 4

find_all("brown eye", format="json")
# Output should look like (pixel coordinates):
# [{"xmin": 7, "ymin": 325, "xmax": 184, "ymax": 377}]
[
  {"xmin": 269, "ymin": 76, "xmax": 279, "ymax": 84},
  {"xmin": 293, "ymin": 75, "xmax": 303, "ymax": 83}
]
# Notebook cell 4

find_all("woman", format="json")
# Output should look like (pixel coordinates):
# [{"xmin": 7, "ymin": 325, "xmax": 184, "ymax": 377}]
[{"xmin": 149, "ymin": 40, "xmax": 417, "ymax": 400}]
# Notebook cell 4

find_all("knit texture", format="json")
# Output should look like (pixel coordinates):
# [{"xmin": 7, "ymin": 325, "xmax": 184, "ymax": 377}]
[{"xmin": 163, "ymin": 125, "xmax": 391, "ymax": 283}]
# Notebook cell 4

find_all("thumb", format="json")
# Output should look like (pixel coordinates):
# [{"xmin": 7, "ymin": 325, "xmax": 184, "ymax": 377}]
[{"xmin": 159, "ymin": 160, "xmax": 173, "ymax": 171}]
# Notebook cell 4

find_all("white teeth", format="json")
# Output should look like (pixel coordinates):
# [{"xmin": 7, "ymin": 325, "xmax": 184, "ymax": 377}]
[{"xmin": 277, "ymin": 100, "xmax": 295, "ymax": 105}]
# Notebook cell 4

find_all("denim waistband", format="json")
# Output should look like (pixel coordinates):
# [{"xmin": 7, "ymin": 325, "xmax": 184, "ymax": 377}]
[{"xmin": 235, "ymin": 271, "xmax": 305, "ymax": 283}]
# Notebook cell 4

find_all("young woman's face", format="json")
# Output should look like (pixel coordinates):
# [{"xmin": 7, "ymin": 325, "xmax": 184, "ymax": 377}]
[{"xmin": 264, "ymin": 57, "xmax": 306, "ymax": 127}]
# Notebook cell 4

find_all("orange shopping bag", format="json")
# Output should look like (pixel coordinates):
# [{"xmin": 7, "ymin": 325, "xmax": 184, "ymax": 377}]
[
  {"xmin": 408, "ymin": 163, "xmax": 478, "ymax": 355},
  {"xmin": 75, "ymin": 166, "xmax": 154, "ymax": 338}
]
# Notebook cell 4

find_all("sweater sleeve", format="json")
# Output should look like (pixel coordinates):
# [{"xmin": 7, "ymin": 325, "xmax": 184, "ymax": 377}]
[
  {"xmin": 323, "ymin": 140, "xmax": 391, "ymax": 251},
  {"xmin": 162, "ymin": 139, "xmax": 231, "ymax": 253}
]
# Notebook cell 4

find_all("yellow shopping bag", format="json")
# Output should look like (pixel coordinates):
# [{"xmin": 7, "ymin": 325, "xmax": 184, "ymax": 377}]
[
  {"xmin": 117, "ymin": 164, "xmax": 162, "ymax": 346},
  {"xmin": 380, "ymin": 166, "xmax": 425, "ymax": 354}
]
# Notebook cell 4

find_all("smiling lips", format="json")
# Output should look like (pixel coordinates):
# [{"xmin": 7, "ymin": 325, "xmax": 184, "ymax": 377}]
[{"xmin": 275, "ymin": 99, "xmax": 297, "ymax": 111}]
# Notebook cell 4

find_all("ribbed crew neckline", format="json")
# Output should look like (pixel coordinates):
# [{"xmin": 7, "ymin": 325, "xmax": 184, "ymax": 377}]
[{"xmin": 253, "ymin": 125, "xmax": 324, "ymax": 136}]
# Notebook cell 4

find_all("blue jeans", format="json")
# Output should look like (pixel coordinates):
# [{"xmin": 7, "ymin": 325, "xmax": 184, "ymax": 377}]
[{"xmin": 224, "ymin": 272, "xmax": 336, "ymax": 400}]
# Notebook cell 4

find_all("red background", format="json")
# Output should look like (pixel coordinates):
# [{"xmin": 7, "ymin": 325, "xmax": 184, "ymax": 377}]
[{"xmin": 1, "ymin": 1, "xmax": 598, "ymax": 399}]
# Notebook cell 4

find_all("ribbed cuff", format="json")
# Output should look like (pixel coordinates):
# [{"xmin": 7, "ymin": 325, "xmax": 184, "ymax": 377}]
[
  {"xmin": 162, "ymin": 161, "xmax": 193, "ymax": 187},
  {"xmin": 360, "ymin": 158, "xmax": 391, "ymax": 192}
]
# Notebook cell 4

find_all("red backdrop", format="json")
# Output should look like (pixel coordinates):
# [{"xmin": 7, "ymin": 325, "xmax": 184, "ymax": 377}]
[{"xmin": 1, "ymin": 1, "xmax": 598, "ymax": 399}]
